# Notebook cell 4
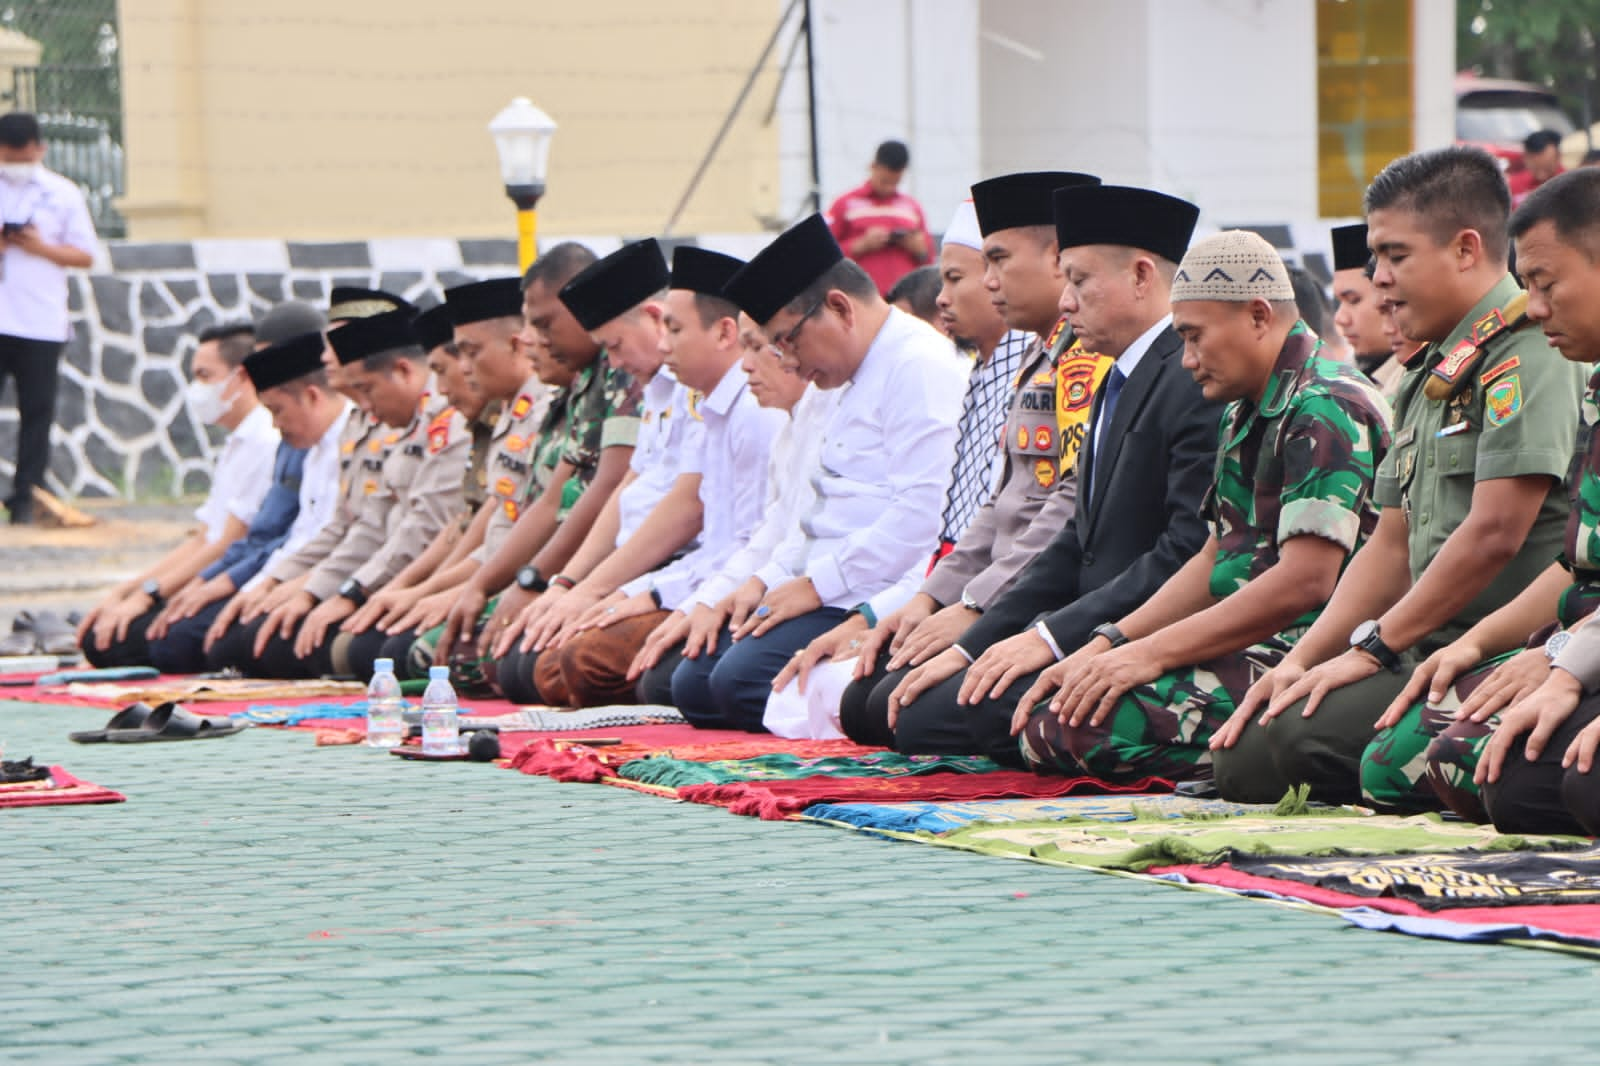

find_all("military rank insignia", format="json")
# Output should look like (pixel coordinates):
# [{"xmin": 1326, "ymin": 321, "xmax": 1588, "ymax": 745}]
[
  {"xmin": 1034, "ymin": 459, "xmax": 1056, "ymax": 489},
  {"xmin": 511, "ymin": 394, "xmax": 534, "ymax": 420},
  {"xmin": 429, "ymin": 423, "xmax": 450, "ymax": 454},
  {"xmin": 504, "ymin": 499, "xmax": 519, "ymax": 521},
  {"xmin": 687, "ymin": 390, "xmax": 704, "ymax": 422}
]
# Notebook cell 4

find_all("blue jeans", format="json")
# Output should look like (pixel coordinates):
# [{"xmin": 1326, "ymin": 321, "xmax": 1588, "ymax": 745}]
[{"xmin": 670, "ymin": 607, "xmax": 849, "ymax": 732}]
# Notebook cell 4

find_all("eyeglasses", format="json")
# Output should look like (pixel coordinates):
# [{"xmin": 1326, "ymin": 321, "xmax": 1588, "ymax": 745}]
[{"xmin": 767, "ymin": 296, "xmax": 828, "ymax": 357}]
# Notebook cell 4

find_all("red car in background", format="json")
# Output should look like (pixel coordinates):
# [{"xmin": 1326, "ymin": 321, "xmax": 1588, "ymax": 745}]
[{"xmin": 1456, "ymin": 72, "xmax": 1576, "ymax": 179}]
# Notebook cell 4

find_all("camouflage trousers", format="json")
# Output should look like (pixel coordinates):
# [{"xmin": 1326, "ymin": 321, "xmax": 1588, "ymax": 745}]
[
  {"xmin": 1358, "ymin": 650, "xmax": 1516, "ymax": 818},
  {"xmin": 1018, "ymin": 641, "xmax": 1289, "ymax": 783},
  {"xmin": 407, "ymin": 595, "xmax": 501, "ymax": 697}
]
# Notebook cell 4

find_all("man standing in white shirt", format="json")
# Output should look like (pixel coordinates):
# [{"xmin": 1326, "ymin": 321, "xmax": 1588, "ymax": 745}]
[
  {"xmin": 78, "ymin": 321, "xmax": 280, "ymax": 666},
  {"xmin": 0, "ymin": 113, "xmax": 98, "ymax": 525},
  {"xmin": 669, "ymin": 214, "xmax": 967, "ymax": 731}
]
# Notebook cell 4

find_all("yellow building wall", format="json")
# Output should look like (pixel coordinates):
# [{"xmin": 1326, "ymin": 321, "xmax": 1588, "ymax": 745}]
[{"xmin": 118, "ymin": 0, "xmax": 782, "ymax": 240}]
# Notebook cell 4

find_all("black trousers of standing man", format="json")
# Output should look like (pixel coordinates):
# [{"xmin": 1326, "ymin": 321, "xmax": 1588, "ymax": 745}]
[{"xmin": 0, "ymin": 333, "xmax": 63, "ymax": 522}]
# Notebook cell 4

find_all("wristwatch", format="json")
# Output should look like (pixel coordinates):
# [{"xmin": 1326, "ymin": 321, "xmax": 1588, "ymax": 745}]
[
  {"xmin": 1545, "ymin": 629, "xmax": 1573, "ymax": 662},
  {"xmin": 516, "ymin": 565, "xmax": 548, "ymax": 593},
  {"xmin": 337, "ymin": 578, "xmax": 368, "ymax": 608},
  {"xmin": 1091, "ymin": 622, "xmax": 1128, "ymax": 648},
  {"xmin": 140, "ymin": 578, "xmax": 164, "ymax": 605},
  {"xmin": 960, "ymin": 590, "xmax": 984, "ymax": 614},
  {"xmin": 1350, "ymin": 619, "xmax": 1403, "ymax": 673}
]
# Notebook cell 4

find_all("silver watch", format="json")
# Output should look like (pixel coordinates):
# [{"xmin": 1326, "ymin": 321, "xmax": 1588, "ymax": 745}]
[
  {"xmin": 960, "ymin": 590, "xmax": 983, "ymax": 613},
  {"xmin": 1545, "ymin": 629, "xmax": 1573, "ymax": 662}
]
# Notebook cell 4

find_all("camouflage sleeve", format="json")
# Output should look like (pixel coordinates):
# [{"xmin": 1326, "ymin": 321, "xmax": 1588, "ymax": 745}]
[
  {"xmin": 598, "ymin": 364, "xmax": 643, "ymax": 451},
  {"xmin": 1275, "ymin": 389, "xmax": 1387, "ymax": 553}
]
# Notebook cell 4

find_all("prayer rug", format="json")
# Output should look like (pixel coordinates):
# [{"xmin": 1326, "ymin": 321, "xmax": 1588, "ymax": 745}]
[
  {"xmin": 920, "ymin": 813, "xmax": 1580, "ymax": 872},
  {"xmin": 460, "ymin": 704, "xmax": 685, "ymax": 731},
  {"xmin": 674, "ymin": 772, "xmax": 1173, "ymax": 821},
  {"xmin": 0, "ymin": 765, "xmax": 125, "ymax": 807},
  {"xmin": 1151, "ymin": 860, "xmax": 1600, "ymax": 953},
  {"xmin": 802, "ymin": 793, "xmax": 1270, "ymax": 834},
  {"xmin": 617, "ymin": 750, "xmax": 998, "ymax": 788}
]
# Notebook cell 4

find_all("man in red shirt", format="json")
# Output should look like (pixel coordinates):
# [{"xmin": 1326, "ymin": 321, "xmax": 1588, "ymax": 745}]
[
  {"xmin": 826, "ymin": 140, "xmax": 931, "ymax": 296},
  {"xmin": 1509, "ymin": 129, "xmax": 1564, "ymax": 206}
]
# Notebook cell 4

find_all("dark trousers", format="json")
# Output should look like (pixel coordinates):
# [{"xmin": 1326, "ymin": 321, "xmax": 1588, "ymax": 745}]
[
  {"xmin": 1482, "ymin": 697, "xmax": 1600, "ymax": 836},
  {"xmin": 888, "ymin": 664, "xmax": 1039, "ymax": 768},
  {"xmin": 345, "ymin": 625, "xmax": 424, "ymax": 682},
  {"xmin": 81, "ymin": 604, "xmax": 163, "ymax": 669},
  {"xmin": 0, "ymin": 333, "xmax": 64, "ymax": 515},
  {"xmin": 147, "ymin": 599, "xmax": 229, "ymax": 674},
  {"xmin": 838, "ymin": 650, "xmax": 903, "ymax": 747},
  {"xmin": 668, "ymin": 607, "xmax": 848, "ymax": 732},
  {"xmin": 207, "ymin": 616, "xmax": 328, "ymax": 678}
]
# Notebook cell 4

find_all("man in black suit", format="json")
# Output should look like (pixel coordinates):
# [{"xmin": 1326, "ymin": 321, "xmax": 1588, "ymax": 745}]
[{"xmin": 875, "ymin": 183, "xmax": 1224, "ymax": 765}]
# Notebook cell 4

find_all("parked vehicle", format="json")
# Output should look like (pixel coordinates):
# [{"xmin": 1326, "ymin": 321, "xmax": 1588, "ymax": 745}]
[{"xmin": 1456, "ymin": 72, "xmax": 1576, "ymax": 177}]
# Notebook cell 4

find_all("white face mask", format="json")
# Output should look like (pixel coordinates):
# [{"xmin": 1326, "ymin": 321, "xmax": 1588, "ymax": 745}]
[
  {"xmin": 0, "ymin": 162, "xmax": 39, "ymax": 185},
  {"xmin": 185, "ymin": 373, "xmax": 236, "ymax": 425}
]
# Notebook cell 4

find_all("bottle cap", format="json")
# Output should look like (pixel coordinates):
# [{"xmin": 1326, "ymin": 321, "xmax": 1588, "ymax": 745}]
[
  {"xmin": 374, "ymin": 658, "xmax": 394, "ymax": 673},
  {"xmin": 428, "ymin": 665, "xmax": 450, "ymax": 681}
]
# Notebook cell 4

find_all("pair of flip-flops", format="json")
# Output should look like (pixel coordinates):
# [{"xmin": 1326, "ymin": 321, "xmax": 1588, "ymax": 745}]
[{"xmin": 69, "ymin": 703, "xmax": 249, "ymax": 744}]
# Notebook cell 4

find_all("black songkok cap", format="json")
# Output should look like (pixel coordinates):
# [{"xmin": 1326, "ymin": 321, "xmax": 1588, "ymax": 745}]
[
  {"xmin": 444, "ymin": 278, "xmax": 524, "ymax": 327},
  {"xmin": 412, "ymin": 304, "xmax": 456, "ymax": 354},
  {"xmin": 970, "ymin": 171, "xmax": 1101, "ymax": 237},
  {"xmin": 329, "ymin": 308, "xmax": 419, "ymax": 366},
  {"xmin": 722, "ymin": 214, "xmax": 843, "ymax": 325},
  {"xmin": 670, "ymin": 246, "xmax": 745, "ymax": 295},
  {"xmin": 1331, "ymin": 223, "xmax": 1371, "ymax": 273},
  {"xmin": 558, "ymin": 239, "xmax": 670, "ymax": 330},
  {"xmin": 256, "ymin": 301, "xmax": 327, "ymax": 347},
  {"xmin": 1052, "ymin": 185, "xmax": 1200, "ymax": 264},
  {"xmin": 328, "ymin": 287, "xmax": 413, "ymax": 321},
  {"xmin": 243, "ymin": 331, "xmax": 327, "ymax": 392}
]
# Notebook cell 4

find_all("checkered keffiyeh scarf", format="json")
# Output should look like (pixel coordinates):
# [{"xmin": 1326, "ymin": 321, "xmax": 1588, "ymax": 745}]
[{"xmin": 940, "ymin": 329, "xmax": 1034, "ymax": 542}]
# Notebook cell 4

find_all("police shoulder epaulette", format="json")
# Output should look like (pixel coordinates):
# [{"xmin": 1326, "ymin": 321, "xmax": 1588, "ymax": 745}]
[{"xmin": 1422, "ymin": 290, "xmax": 1530, "ymax": 401}]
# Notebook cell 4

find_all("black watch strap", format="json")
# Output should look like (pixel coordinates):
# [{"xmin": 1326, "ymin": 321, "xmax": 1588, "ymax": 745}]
[
  {"xmin": 141, "ymin": 578, "xmax": 164, "ymax": 604},
  {"xmin": 517, "ymin": 566, "xmax": 548, "ymax": 593},
  {"xmin": 1353, "ymin": 622, "xmax": 1403, "ymax": 673},
  {"xmin": 337, "ymin": 578, "xmax": 368, "ymax": 608},
  {"xmin": 1091, "ymin": 622, "xmax": 1128, "ymax": 648}
]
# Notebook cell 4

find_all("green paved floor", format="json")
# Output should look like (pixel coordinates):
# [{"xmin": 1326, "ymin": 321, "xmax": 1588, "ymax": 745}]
[{"xmin": 2, "ymin": 701, "xmax": 1597, "ymax": 1065}]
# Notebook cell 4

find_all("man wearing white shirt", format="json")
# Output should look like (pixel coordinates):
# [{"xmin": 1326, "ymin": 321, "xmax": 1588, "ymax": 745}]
[
  {"xmin": 78, "ymin": 321, "xmax": 280, "ymax": 667},
  {"xmin": 494, "ymin": 239, "xmax": 707, "ymax": 659},
  {"xmin": 146, "ymin": 331, "xmax": 350, "ymax": 672},
  {"xmin": 0, "ymin": 113, "xmax": 98, "ymax": 525},
  {"xmin": 667, "ymin": 214, "xmax": 967, "ymax": 731},
  {"xmin": 633, "ymin": 317, "xmax": 828, "ymax": 705},
  {"xmin": 498, "ymin": 248, "xmax": 785, "ymax": 706}
]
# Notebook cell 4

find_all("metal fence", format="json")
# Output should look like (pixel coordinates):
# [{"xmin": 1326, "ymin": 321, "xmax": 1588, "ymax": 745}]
[{"xmin": 1, "ymin": 2, "xmax": 125, "ymax": 237}]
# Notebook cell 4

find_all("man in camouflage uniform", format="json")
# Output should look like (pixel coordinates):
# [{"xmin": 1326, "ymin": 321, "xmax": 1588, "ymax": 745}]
[
  {"xmin": 1210, "ymin": 147, "xmax": 1589, "ymax": 805},
  {"xmin": 1363, "ymin": 169, "xmax": 1600, "ymax": 830},
  {"xmin": 1013, "ymin": 231, "xmax": 1390, "ymax": 783}
]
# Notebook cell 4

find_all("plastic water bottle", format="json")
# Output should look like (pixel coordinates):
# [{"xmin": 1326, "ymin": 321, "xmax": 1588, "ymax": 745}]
[
  {"xmin": 365, "ymin": 658, "xmax": 405, "ymax": 749},
  {"xmin": 420, "ymin": 665, "xmax": 461, "ymax": 756}
]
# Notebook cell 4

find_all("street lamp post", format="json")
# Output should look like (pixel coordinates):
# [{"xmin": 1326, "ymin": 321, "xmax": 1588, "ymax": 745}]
[{"xmin": 488, "ymin": 97, "xmax": 558, "ymax": 272}]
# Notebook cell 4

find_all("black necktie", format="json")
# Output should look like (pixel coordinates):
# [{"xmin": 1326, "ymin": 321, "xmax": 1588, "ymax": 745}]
[{"xmin": 1089, "ymin": 367, "xmax": 1127, "ymax": 508}]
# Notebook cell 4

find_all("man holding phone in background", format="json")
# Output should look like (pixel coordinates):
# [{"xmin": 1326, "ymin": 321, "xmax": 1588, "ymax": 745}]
[
  {"xmin": 826, "ymin": 139, "xmax": 931, "ymax": 297},
  {"xmin": 0, "ymin": 112, "xmax": 98, "ymax": 526}
]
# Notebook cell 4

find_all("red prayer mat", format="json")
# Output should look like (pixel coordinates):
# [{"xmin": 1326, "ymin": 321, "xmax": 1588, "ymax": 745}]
[
  {"xmin": 1151, "ymin": 861, "xmax": 1600, "ymax": 953},
  {"xmin": 0, "ymin": 766, "xmax": 125, "ymax": 808},
  {"xmin": 503, "ymin": 733, "xmax": 872, "ymax": 780},
  {"xmin": 676, "ymin": 772, "xmax": 1174, "ymax": 821}
]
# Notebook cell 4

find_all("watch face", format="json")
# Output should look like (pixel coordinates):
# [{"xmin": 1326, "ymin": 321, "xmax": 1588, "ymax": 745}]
[
  {"xmin": 1547, "ymin": 630, "xmax": 1573, "ymax": 660},
  {"xmin": 1350, "ymin": 620, "xmax": 1377, "ymax": 646}
]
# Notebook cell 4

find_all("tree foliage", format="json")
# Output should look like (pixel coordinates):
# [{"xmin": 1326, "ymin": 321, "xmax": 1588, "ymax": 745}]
[{"xmin": 1457, "ymin": 0, "xmax": 1600, "ymax": 124}]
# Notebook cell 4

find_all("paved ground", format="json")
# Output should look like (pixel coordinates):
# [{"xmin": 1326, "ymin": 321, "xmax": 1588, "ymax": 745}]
[
  {"xmin": 0, "ymin": 500, "xmax": 193, "ymax": 635},
  {"xmin": 3, "ymin": 701, "xmax": 1598, "ymax": 1065}
]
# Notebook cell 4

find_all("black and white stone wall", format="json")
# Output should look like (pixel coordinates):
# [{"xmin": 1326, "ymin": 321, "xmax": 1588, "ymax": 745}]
[
  {"xmin": 0, "ymin": 225, "xmax": 1333, "ymax": 503},
  {"xmin": 0, "ymin": 237, "xmax": 525, "ymax": 500}
]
